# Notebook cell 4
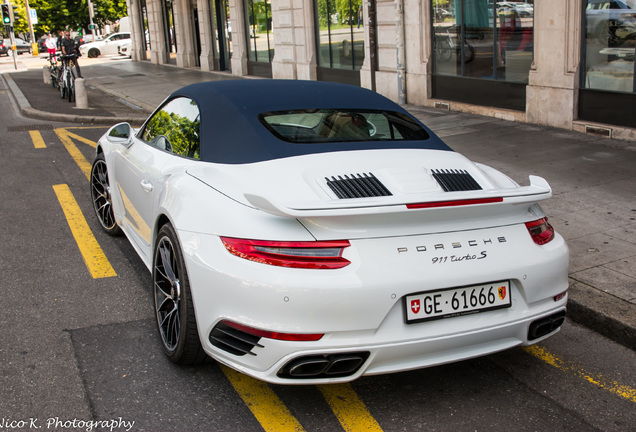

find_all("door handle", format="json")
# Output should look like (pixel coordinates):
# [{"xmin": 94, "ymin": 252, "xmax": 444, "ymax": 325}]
[{"xmin": 140, "ymin": 180, "xmax": 153, "ymax": 192}]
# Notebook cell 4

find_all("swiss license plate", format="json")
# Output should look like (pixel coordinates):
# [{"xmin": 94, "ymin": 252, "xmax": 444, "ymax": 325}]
[{"xmin": 404, "ymin": 281, "xmax": 511, "ymax": 324}]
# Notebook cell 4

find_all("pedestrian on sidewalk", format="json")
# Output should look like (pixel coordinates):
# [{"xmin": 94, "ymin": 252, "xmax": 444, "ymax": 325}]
[
  {"xmin": 45, "ymin": 33, "xmax": 57, "ymax": 60},
  {"xmin": 61, "ymin": 31, "xmax": 83, "ymax": 79}
]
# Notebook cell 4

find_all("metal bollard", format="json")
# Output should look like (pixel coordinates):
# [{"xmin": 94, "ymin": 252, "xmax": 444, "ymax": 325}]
[
  {"xmin": 43, "ymin": 65, "xmax": 51, "ymax": 85},
  {"xmin": 75, "ymin": 78, "xmax": 88, "ymax": 109}
]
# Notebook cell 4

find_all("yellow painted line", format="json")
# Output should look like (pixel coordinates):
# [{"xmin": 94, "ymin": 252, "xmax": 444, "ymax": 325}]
[
  {"xmin": 29, "ymin": 130, "xmax": 46, "ymax": 149},
  {"xmin": 319, "ymin": 383, "xmax": 384, "ymax": 432},
  {"xmin": 55, "ymin": 128, "xmax": 92, "ymax": 180},
  {"xmin": 524, "ymin": 345, "xmax": 636, "ymax": 403},
  {"xmin": 221, "ymin": 365, "xmax": 305, "ymax": 432},
  {"xmin": 64, "ymin": 130, "xmax": 97, "ymax": 148},
  {"xmin": 53, "ymin": 184, "xmax": 117, "ymax": 279}
]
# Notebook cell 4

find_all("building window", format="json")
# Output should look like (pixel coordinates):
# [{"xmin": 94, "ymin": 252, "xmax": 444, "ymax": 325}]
[
  {"xmin": 315, "ymin": 0, "xmax": 365, "ymax": 70},
  {"xmin": 432, "ymin": 0, "xmax": 534, "ymax": 83},
  {"xmin": 139, "ymin": 0, "xmax": 151, "ymax": 51},
  {"xmin": 583, "ymin": 0, "xmax": 635, "ymax": 93},
  {"xmin": 245, "ymin": 0, "xmax": 273, "ymax": 63},
  {"xmin": 162, "ymin": 0, "xmax": 177, "ymax": 57}
]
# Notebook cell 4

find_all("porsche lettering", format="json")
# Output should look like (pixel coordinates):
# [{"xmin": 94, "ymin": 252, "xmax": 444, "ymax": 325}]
[{"xmin": 398, "ymin": 237, "xmax": 507, "ymax": 254}]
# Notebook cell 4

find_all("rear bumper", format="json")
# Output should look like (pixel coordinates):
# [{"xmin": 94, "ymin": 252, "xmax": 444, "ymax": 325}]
[{"xmin": 181, "ymin": 223, "xmax": 569, "ymax": 384}]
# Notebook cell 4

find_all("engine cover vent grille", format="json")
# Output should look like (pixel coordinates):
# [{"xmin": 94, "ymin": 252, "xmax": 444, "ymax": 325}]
[
  {"xmin": 432, "ymin": 169, "xmax": 482, "ymax": 192},
  {"xmin": 326, "ymin": 173, "xmax": 392, "ymax": 199}
]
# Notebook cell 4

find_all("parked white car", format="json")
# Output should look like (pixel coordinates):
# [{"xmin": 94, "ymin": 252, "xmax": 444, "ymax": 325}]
[
  {"xmin": 118, "ymin": 40, "xmax": 132, "ymax": 57},
  {"xmin": 79, "ymin": 32, "xmax": 131, "ymax": 58}
]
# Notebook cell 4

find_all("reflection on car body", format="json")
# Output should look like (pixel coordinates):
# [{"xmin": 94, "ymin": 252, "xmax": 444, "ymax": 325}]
[{"xmin": 90, "ymin": 80, "xmax": 569, "ymax": 384}]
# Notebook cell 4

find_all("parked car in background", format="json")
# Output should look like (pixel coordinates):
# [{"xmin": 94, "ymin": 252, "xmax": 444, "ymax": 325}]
[
  {"xmin": 0, "ymin": 38, "xmax": 31, "ymax": 56},
  {"xmin": 75, "ymin": 34, "xmax": 97, "ymax": 46},
  {"xmin": 118, "ymin": 40, "xmax": 132, "ymax": 57},
  {"xmin": 78, "ymin": 32, "xmax": 131, "ymax": 58}
]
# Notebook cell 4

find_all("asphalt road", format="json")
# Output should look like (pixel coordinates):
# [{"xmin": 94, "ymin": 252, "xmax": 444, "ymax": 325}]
[{"xmin": 0, "ymin": 74, "xmax": 635, "ymax": 432}]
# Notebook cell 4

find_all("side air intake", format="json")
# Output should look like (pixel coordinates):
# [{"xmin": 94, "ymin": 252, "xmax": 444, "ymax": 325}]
[
  {"xmin": 326, "ymin": 173, "xmax": 392, "ymax": 199},
  {"xmin": 432, "ymin": 169, "xmax": 482, "ymax": 192}
]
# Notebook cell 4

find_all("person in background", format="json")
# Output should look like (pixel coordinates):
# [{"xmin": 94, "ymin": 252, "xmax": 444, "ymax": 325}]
[
  {"xmin": 60, "ymin": 31, "xmax": 82, "ymax": 79},
  {"xmin": 45, "ymin": 33, "xmax": 57, "ymax": 60}
]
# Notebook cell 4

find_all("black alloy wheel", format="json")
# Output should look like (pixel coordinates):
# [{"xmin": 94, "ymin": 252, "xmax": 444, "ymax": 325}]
[
  {"xmin": 153, "ymin": 224, "xmax": 206, "ymax": 365},
  {"xmin": 90, "ymin": 153, "xmax": 122, "ymax": 236}
]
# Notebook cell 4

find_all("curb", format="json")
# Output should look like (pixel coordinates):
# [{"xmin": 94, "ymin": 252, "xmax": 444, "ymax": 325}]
[
  {"xmin": 567, "ymin": 279, "xmax": 636, "ymax": 350},
  {"xmin": 2, "ymin": 73, "xmax": 147, "ymax": 126}
]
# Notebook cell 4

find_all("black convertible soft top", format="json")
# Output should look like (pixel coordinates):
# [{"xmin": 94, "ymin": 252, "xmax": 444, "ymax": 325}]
[{"xmin": 167, "ymin": 80, "xmax": 452, "ymax": 164}]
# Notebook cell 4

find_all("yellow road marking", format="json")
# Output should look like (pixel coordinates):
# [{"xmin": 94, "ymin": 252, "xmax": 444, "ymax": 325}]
[
  {"xmin": 319, "ymin": 383, "xmax": 384, "ymax": 432},
  {"xmin": 55, "ymin": 128, "xmax": 92, "ymax": 180},
  {"xmin": 64, "ymin": 130, "xmax": 97, "ymax": 148},
  {"xmin": 524, "ymin": 345, "xmax": 636, "ymax": 403},
  {"xmin": 53, "ymin": 184, "xmax": 116, "ymax": 279},
  {"xmin": 221, "ymin": 365, "xmax": 305, "ymax": 432},
  {"xmin": 29, "ymin": 130, "xmax": 46, "ymax": 149}
]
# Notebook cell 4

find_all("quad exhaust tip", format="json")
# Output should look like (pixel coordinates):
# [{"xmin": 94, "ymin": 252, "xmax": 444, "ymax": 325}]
[
  {"xmin": 528, "ymin": 311, "xmax": 566, "ymax": 341},
  {"xmin": 278, "ymin": 352, "xmax": 370, "ymax": 379}
]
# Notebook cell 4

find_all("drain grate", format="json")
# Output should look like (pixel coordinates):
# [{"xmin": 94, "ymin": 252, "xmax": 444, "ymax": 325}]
[{"xmin": 8, "ymin": 124, "xmax": 55, "ymax": 132}]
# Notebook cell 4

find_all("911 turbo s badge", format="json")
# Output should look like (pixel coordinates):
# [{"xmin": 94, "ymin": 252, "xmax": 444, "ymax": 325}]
[{"xmin": 397, "ymin": 236, "xmax": 507, "ymax": 265}]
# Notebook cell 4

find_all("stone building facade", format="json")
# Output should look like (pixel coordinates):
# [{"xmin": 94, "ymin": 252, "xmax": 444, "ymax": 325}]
[{"xmin": 126, "ymin": 0, "xmax": 636, "ymax": 139}]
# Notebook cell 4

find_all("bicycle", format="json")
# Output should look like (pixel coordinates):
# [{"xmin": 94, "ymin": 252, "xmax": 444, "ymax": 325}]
[
  {"xmin": 434, "ymin": 28, "xmax": 475, "ymax": 64},
  {"xmin": 47, "ymin": 53, "xmax": 61, "ymax": 89},
  {"xmin": 59, "ymin": 54, "xmax": 77, "ymax": 103}
]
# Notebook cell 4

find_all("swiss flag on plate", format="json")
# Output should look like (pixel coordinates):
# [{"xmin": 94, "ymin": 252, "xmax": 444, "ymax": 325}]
[{"xmin": 411, "ymin": 299, "xmax": 421, "ymax": 314}]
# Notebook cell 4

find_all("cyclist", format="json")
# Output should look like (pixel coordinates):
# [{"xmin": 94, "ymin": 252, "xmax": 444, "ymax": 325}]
[{"xmin": 60, "ymin": 31, "xmax": 83, "ymax": 78}]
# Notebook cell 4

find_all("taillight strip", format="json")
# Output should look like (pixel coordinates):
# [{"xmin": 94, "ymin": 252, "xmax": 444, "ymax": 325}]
[
  {"xmin": 221, "ymin": 237, "xmax": 351, "ymax": 269},
  {"xmin": 406, "ymin": 197, "xmax": 503, "ymax": 209},
  {"xmin": 223, "ymin": 320, "xmax": 324, "ymax": 341}
]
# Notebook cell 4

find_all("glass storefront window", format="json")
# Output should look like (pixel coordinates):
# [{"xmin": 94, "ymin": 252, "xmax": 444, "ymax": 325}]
[
  {"xmin": 245, "ymin": 0, "xmax": 273, "ymax": 63},
  {"xmin": 583, "ymin": 0, "xmax": 636, "ymax": 93},
  {"xmin": 315, "ymin": 0, "xmax": 365, "ymax": 70},
  {"xmin": 433, "ymin": 0, "xmax": 534, "ymax": 83}
]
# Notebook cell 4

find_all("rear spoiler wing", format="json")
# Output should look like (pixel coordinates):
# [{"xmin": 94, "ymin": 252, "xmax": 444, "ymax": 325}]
[{"xmin": 245, "ymin": 175, "xmax": 552, "ymax": 218}]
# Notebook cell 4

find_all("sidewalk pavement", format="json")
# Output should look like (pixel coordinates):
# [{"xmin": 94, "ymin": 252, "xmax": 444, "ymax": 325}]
[{"xmin": 3, "ymin": 59, "xmax": 635, "ymax": 350}]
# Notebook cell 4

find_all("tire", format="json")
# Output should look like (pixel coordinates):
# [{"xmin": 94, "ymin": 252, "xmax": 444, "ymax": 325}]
[
  {"xmin": 59, "ymin": 73, "xmax": 67, "ymax": 99},
  {"xmin": 88, "ymin": 48, "xmax": 99, "ymax": 58},
  {"xmin": 90, "ymin": 153, "xmax": 123, "ymax": 236},
  {"xmin": 68, "ymin": 72, "xmax": 75, "ymax": 103},
  {"xmin": 6, "ymin": 49, "xmax": 12, "ymax": 57},
  {"xmin": 153, "ymin": 224, "xmax": 206, "ymax": 365}
]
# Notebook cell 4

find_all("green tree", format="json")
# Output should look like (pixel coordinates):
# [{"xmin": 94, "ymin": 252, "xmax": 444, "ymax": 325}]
[{"xmin": 4, "ymin": 0, "xmax": 127, "ymax": 39}]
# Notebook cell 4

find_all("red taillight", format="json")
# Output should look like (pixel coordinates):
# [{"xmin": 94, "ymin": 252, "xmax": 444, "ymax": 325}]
[
  {"xmin": 407, "ymin": 197, "xmax": 503, "ymax": 209},
  {"xmin": 221, "ymin": 237, "xmax": 351, "ymax": 269},
  {"xmin": 525, "ymin": 217, "xmax": 555, "ymax": 245},
  {"xmin": 223, "ymin": 320, "xmax": 324, "ymax": 341}
]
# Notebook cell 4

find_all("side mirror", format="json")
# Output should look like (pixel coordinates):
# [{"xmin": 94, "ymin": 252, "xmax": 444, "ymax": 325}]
[{"xmin": 106, "ymin": 122, "xmax": 133, "ymax": 147}]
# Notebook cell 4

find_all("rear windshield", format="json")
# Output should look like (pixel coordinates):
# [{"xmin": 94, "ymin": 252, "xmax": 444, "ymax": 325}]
[{"xmin": 259, "ymin": 109, "xmax": 430, "ymax": 143}]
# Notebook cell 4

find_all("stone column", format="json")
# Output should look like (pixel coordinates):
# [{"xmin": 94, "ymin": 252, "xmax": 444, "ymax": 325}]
[
  {"xmin": 128, "ymin": 0, "xmax": 146, "ymax": 61},
  {"xmin": 230, "ymin": 0, "xmax": 249, "ymax": 75},
  {"xmin": 148, "ymin": 0, "xmax": 168, "ymax": 64},
  {"xmin": 175, "ymin": 0, "xmax": 198, "ymax": 67},
  {"xmin": 197, "ymin": 0, "xmax": 218, "ymax": 71},
  {"xmin": 526, "ymin": 0, "xmax": 581, "ymax": 129}
]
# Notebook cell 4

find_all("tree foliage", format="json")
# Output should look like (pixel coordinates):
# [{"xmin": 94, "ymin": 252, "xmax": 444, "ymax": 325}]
[
  {"xmin": 3, "ymin": 0, "xmax": 127, "ymax": 39},
  {"xmin": 317, "ymin": 0, "xmax": 363, "ymax": 29}
]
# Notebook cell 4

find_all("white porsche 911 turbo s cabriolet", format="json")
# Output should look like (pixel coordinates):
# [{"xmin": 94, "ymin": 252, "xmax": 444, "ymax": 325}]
[{"xmin": 90, "ymin": 80, "xmax": 569, "ymax": 384}]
